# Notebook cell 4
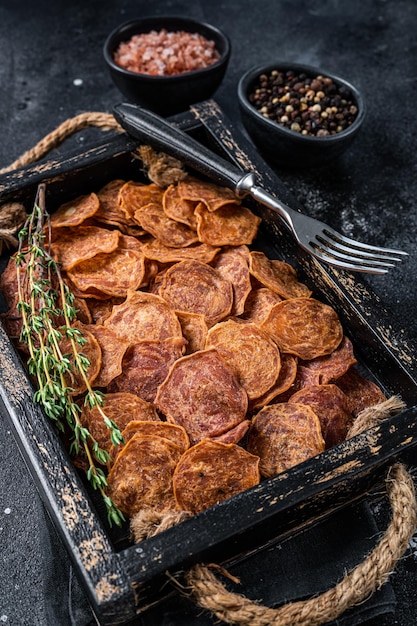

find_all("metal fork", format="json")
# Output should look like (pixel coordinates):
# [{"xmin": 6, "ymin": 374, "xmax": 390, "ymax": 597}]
[
  {"xmin": 240, "ymin": 176, "xmax": 407, "ymax": 274},
  {"xmin": 113, "ymin": 103, "xmax": 408, "ymax": 274}
]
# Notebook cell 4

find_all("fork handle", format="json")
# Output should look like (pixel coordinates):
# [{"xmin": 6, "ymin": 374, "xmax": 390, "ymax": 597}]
[{"xmin": 113, "ymin": 103, "xmax": 253, "ymax": 191}]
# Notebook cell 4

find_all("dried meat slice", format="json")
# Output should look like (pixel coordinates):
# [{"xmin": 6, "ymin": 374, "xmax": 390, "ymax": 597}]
[
  {"xmin": 297, "ymin": 335, "xmax": 357, "ymax": 388},
  {"xmin": 173, "ymin": 439, "xmax": 260, "ymax": 514},
  {"xmin": 142, "ymin": 238, "xmax": 220, "ymax": 264},
  {"xmin": 241, "ymin": 287, "xmax": 283, "ymax": 325},
  {"xmin": 249, "ymin": 251, "xmax": 312, "ymax": 299},
  {"xmin": 336, "ymin": 367, "xmax": 387, "ymax": 416},
  {"xmin": 177, "ymin": 177, "xmax": 238, "ymax": 212},
  {"xmin": 51, "ymin": 226, "xmax": 120, "ymax": 270},
  {"xmin": 247, "ymin": 403, "xmax": 325, "ymax": 477},
  {"xmin": 261, "ymin": 297, "xmax": 343, "ymax": 360},
  {"xmin": 212, "ymin": 245, "xmax": 252, "ymax": 316},
  {"xmin": 176, "ymin": 311, "xmax": 208, "ymax": 354},
  {"xmin": 95, "ymin": 179, "xmax": 127, "ymax": 225},
  {"xmin": 163, "ymin": 183, "xmax": 198, "ymax": 229},
  {"xmin": 65, "ymin": 278, "xmax": 114, "ymax": 301},
  {"xmin": 250, "ymin": 353, "xmax": 298, "ymax": 409},
  {"xmin": 82, "ymin": 324, "xmax": 130, "ymax": 388},
  {"xmin": 195, "ymin": 202, "xmax": 261, "ymax": 246},
  {"xmin": 51, "ymin": 193, "xmax": 100, "ymax": 227},
  {"xmin": 66, "ymin": 248, "xmax": 146, "ymax": 297},
  {"xmin": 210, "ymin": 420, "xmax": 250, "ymax": 444},
  {"xmin": 104, "ymin": 290, "xmax": 183, "ymax": 342},
  {"xmin": 59, "ymin": 324, "xmax": 102, "ymax": 395},
  {"xmin": 119, "ymin": 181, "xmax": 164, "ymax": 218},
  {"xmin": 0, "ymin": 253, "xmax": 23, "ymax": 309},
  {"xmin": 117, "ymin": 233, "xmax": 146, "ymax": 252},
  {"xmin": 108, "ymin": 337, "xmax": 186, "ymax": 403},
  {"xmin": 118, "ymin": 420, "xmax": 189, "ymax": 454},
  {"xmin": 289, "ymin": 383, "xmax": 353, "ymax": 448},
  {"xmin": 84, "ymin": 297, "xmax": 124, "ymax": 324},
  {"xmin": 107, "ymin": 434, "xmax": 182, "ymax": 516},
  {"xmin": 135, "ymin": 202, "xmax": 199, "ymax": 247},
  {"xmin": 206, "ymin": 319, "xmax": 281, "ymax": 400},
  {"xmin": 156, "ymin": 260, "xmax": 233, "ymax": 327},
  {"xmin": 73, "ymin": 297, "xmax": 92, "ymax": 324},
  {"xmin": 80, "ymin": 392, "xmax": 160, "ymax": 453},
  {"xmin": 155, "ymin": 348, "xmax": 248, "ymax": 445}
]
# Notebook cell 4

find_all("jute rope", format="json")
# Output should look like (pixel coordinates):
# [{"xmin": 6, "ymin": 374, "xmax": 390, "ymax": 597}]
[
  {"xmin": 0, "ymin": 111, "xmax": 122, "ymax": 175},
  {"xmin": 1, "ymin": 112, "xmax": 416, "ymax": 625}
]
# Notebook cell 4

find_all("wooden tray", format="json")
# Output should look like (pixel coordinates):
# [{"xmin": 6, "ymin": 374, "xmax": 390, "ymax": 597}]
[{"xmin": 0, "ymin": 100, "xmax": 416, "ymax": 625}]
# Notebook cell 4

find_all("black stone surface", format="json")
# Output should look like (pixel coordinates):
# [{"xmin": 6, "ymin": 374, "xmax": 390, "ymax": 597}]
[{"xmin": 0, "ymin": 1, "xmax": 416, "ymax": 625}]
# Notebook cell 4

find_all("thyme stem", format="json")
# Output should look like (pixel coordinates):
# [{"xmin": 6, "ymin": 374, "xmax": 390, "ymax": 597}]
[{"xmin": 15, "ymin": 184, "xmax": 125, "ymax": 528}]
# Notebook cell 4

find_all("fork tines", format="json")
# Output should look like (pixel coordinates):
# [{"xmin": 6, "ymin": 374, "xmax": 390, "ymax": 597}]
[{"xmin": 312, "ymin": 229, "xmax": 408, "ymax": 274}]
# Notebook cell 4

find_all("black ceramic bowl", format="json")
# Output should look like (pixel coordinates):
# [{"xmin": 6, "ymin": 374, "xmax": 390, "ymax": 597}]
[
  {"xmin": 103, "ymin": 16, "xmax": 231, "ymax": 116},
  {"xmin": 238, "ymin": 62, "xmax": 366, "ymax": 168}
]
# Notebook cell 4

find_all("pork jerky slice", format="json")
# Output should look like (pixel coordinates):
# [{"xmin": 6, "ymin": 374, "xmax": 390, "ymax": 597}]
[
  {"xmin": 336, "ymin": 366, "xmax": 387, "ymax": 417},
  {"xmin": 249, "ymin": 251, "xmax": 312, "ymax": 299},
  {"xmin": 212, "ymin": 245, "xmax": 252, "ymax": 316},
  {"xmin": 135, "ymin": 202, "xmax": 199, "ymax": 247},
  {"xmin": 163, "ymin": 183, "xmax": 198, "ymax": 229},
  {"xmin": 107, "ymin": 433, "xmax": 183, "ymax": 516},
  {"xmin": 210, "ymin": 420, "xmax": 251, "ymax": 445},
  {"xmin": 108, "ymin": 337, "xmax": 186, "ymax": 403},
  {"xmin": 82, "ymin": 324, "xmax": 130, "ymax": 388},
  {"xmin": 51, "ymin": 225, "xmax": 120, "ymax": 270},
  {"xmin": 156, "ymin": 259, "xmax": 233, "ymax": 327},
  {"xmin": 50, "ymin": 192, "xmax": 100, "ymax": 227},
  {"xmin": 177, "ymin": 176, "xmax": 238, "ymax": 212},
  {"xmin": 173, "ymin": 439, "xmax": 260, "ymax": 515},
  {"xmin": 95, "ymin": 179, "xmax": 143, "ymax": 231},
  {"xmin": 155, "ymin": 348, "xmax": 248, "ymax": 445},
  {"xmin": 206, "ymin": 319, "xmax": 281, "ymax": 400},
  {"xmin": 247, "ymin": 403, "xmax": 325, "ymax": 477},
  {"xmin": 84, "ymin": 296, "xmax": 124, "ymax": 324},
  {"xmin": 118, "ymin": 181, "xmax": 164, "ymax": 218},
  {"xmin": 80, "ymin": 392, "xmax": 160, "ymax": 454},
  {"xmin": 241, "ymin": 287, "xmax": 283, "ymax": 325},
  {"xmin": 66, "ymin": 247, "xmax": 146, "ymax": 297},
  {"xmin": 289, "ymin": 383, "xmax": 353, "ymax": 448},
  {"xmin": 59, "ymin": 324, "xmax": 102, "ymax": 396},
  {"xmin": 118, "ymin": 421, "xmax": 189, "ymax": 454},
  {"xmin": 104, "ymin": 290, "xmax": 183, "ymax": 343},
  {"xmin": 176, "ymin": 311, "xmax": 208, "ymax": 354},
  {"xmin": 250, "ymin": 353, "xmax": 298, "ymax": 410},
  {"xmin": 142, "ymin": 238, "xmax": 220, "ymax": 264},
  {"xmin": 297, "ymin": 335, "xmax": 357, "ymax": 388},
  {"xmin": 261, "ymin": 297, "xmax": 343, "ymax": 360},
  {"xmin": 195, "ymin": 202, "xmax": 261, "ymax": 246}
]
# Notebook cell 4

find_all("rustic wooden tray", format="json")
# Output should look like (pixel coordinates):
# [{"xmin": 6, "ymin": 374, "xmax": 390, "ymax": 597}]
[{"xmin": 0, "ymin": 100, "xmax": 416, "ymax": 625}]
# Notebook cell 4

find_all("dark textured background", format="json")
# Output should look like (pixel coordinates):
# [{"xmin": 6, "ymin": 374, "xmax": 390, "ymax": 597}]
[{"xmin": 0, "ymin": 1, "xmax": 416, "ymax": 625}]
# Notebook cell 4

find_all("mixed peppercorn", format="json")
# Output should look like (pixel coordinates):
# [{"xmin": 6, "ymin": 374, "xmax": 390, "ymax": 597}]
[{"xmin": 248, "ymin": 69, "xmax": 359, "ymax": 137}]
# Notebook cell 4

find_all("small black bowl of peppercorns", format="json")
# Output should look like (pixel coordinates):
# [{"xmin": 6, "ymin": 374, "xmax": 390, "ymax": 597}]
[{"xmin": 237, "ymin": 62, "xmax": 365, "ymax": 168}]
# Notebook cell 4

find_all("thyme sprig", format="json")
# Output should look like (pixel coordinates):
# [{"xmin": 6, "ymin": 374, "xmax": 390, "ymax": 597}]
[{"xmin": 15, "ymin": 184, "xmax": 125, "ymax": 528}]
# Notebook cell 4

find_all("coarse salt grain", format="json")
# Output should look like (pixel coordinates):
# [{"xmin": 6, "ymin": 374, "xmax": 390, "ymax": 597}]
[{"xmin": 114, "ymin": 28, "xmax": 220, "ymax": 76}]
